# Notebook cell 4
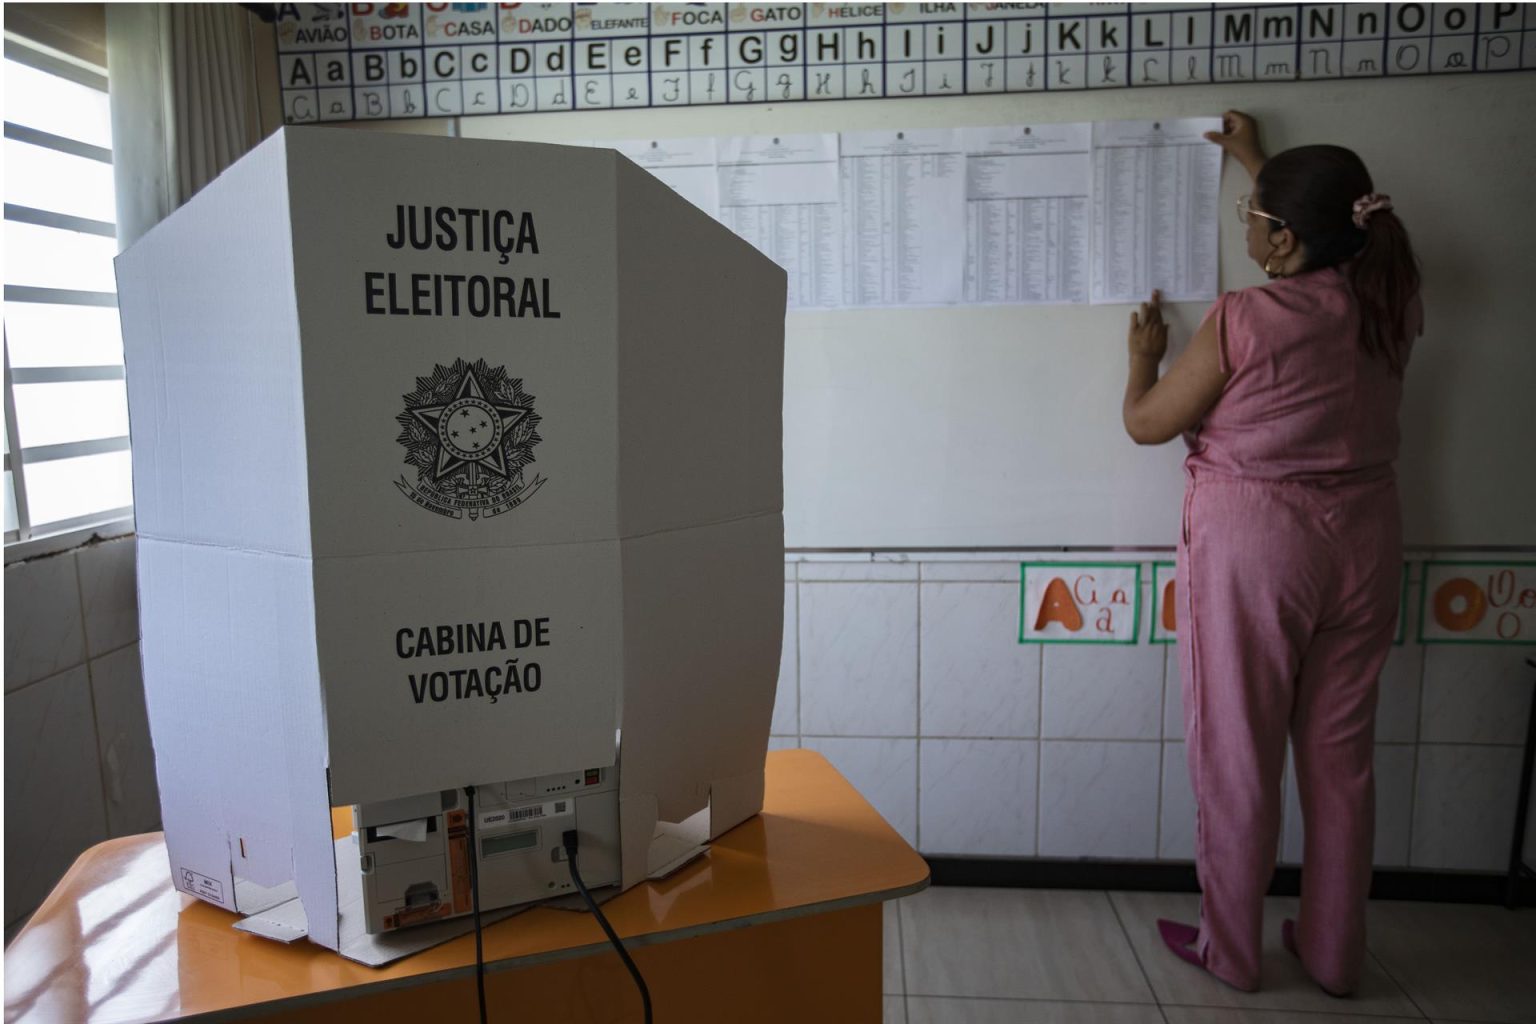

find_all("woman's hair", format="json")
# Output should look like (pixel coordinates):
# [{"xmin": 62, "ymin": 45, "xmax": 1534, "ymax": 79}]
[{"xmin": 1255, "ymin": 145, "xmax": 1420, "ymax": 376}]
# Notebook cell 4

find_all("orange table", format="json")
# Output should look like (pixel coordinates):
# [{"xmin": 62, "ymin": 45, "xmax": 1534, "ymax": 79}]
[{"xmin": 4, "ymin": 750, "xmax": 928, "ymax": 1023}]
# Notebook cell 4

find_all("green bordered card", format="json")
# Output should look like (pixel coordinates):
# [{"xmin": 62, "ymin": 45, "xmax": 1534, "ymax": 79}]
[
  {"xmin": 1019, "ymin": 562, "xmax": 1142, "ymax": 645},
  {"xmin": 1417, "ymin": 561, "xmax": 1536, "ymax": 645}
]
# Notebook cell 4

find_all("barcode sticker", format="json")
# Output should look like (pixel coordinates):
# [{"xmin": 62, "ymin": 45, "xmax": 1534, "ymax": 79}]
[{"xmin": 481, "ymin": 800, "xmax": 572, "ymax": 830}]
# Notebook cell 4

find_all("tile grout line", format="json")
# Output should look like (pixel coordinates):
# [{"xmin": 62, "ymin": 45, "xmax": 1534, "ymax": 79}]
[
  {"xmin": 1406, "ymin": 639, "xmax": 1427, "ymax": 865},
  {"xmin": 1035, "ymin": 643, "xmax": 1045, "ymax": 856},
  {"xmin": 915, "ymin": 566, "xmax": 922, "ymax": 855},
  {"xmin": 1155, "ymin": 1000, "xmax": 1427, "ymax": 1018},
  {"xmin": 2, "ymin": 639, "xmax": 143, "ymax": 701},
  {"xmin": 1155, "ymin": 635, "xmax": 1169, "ymax": 858},
  {"xmin": 1361, "ymin": 944, "xmax": 1431, "ymax": 1021},
  {"xmin": 791, "ymin": 733, "xmax": 1501, "ymax": 749},
  {"xmin": 793, "ymin": 565, "xmax": 802, "ymax": 752},
  {"xmin": 1156, "ymin": 997, "xmax": 1434, "ymax": 1021},
  {"xmin": 4, "ymin": 579, "xmax": 138, "ymax": 699},
  {"xmin": 1107, "ymin": 890, "xmax": 1166, "ymax": 1012},
  {"xmin": 4, "ymin": 660, "xmax": 90, "ymax": 698},
  {"xmin": 798, "ymin": 733, "xmax": 1235, "ymax": 743},
  {"xmin": 73, "ymin": 550, "xmax": 113, "ymax": 837},
  {"xmin": 898, "ymin": 992, "xmax": 1190, "ymax": 1009},
  {"xmin": 1280, "ymin": 746, "xmax": 1291, "ymax": 865}
]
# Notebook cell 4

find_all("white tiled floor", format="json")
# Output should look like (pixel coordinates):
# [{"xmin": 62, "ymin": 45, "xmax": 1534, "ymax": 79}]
[{"xmin": 882, "ymin": 887, "xmax": 1536, "ymax": 1024}]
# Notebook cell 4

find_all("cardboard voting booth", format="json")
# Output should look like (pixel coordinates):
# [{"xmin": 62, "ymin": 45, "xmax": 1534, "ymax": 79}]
[{"xmin": 116, "ymin": 127, "xmax": 787, "ymax": 964}]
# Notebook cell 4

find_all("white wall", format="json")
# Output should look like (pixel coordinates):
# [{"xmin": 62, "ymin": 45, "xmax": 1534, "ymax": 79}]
[
  {"xmin": 450, "ymin": 74, "xmax": 1536, "ymax": 872},
  {"xmin": 12, "ymin": 61, "xmax": 1526, "ymax": 935},
  {"xmin": 4, "ymin": 537, "xmax": 159, "ymax": 937},
  {"xmin": 458, "ymin": 72, "xmax": 1536, "ymax": 548},
  {"xmin": 4, "ymin": 536, "xmax": 1530, "ymax": 938}
]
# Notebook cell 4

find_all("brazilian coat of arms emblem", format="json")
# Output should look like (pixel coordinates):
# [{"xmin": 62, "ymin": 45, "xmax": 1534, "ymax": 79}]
[{"xmin": 395, "ymin": 358, "xmax": 545, "ymax": 520}]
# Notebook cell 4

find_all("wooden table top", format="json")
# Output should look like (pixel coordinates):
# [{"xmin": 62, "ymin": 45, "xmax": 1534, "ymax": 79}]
[{"xmin": 4, "ymin": 749, "xmax": 929, "ymax": 1023}]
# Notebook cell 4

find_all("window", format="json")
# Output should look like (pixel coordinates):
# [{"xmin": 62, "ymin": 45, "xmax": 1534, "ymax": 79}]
[{"xmin": 3, "ymin": 37, "xmax": 131, "ymax": 552}]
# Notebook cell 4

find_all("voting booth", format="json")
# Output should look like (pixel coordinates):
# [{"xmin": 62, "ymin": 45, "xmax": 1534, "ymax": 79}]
[{"xmin": 116, "ymin": 126, "xmax": 787, "ymax": 964}]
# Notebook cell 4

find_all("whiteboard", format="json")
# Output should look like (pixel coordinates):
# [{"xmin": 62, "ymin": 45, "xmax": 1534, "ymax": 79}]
[{"xmin": 460, "ymin": 73, "xmax": 1536, "ymax": 549}]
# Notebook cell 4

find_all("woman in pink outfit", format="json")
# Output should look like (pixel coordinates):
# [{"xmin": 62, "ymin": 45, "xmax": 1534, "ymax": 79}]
[{"xmin": 1121, "ymin": 111, "xmax": 1422, "ymax": 995}]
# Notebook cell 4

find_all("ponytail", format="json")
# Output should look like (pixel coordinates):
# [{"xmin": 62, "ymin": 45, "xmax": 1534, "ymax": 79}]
[
  {"xmin": 1255, "ymin": 145, "xmax": 1422, "ymax": 378},
  {"xmin": 1346, "ymin": 209, "xmax": 1420, "ymax": 378}
]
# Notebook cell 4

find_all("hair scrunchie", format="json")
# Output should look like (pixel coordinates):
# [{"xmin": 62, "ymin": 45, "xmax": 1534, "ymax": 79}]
[{"xmin": 1352, "ymin": 193, "xmax": 1393, "ymax": 228}]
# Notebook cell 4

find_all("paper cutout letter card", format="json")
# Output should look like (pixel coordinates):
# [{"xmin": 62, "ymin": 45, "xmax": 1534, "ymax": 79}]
[
  {"xmin": 1150, "ymin": 561, "xmax": 1177, "ymax": 644},
  {"xmin": 1020, "ymin": 563, "xmax": 1141, "ymax": 644},
  {"xmin": 1418, "ymin": 561, "xmax": 1536, "ymax": 645}
]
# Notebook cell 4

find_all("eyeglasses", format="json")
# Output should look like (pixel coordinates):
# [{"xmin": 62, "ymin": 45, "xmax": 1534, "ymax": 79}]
[{"xmin": 1235, "ymin": 194, "xmax": 1287, "ymax": 230}]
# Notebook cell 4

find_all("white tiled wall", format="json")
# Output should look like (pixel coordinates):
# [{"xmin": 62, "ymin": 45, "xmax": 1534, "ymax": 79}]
[
  {"xmin": 919, "ymin": 738, "xmax": 1037, "ymax": 856},
  {"xmin": 800, "ymin": 574, "xmax": 918, "ymax": 737},
  {"xmin": 1159, "ymin": 742, "xmax": 1197, "ymax": 860},
  {"xmin": 918, "ymin": 581, "xmax": 1039, "ymax": 739},
  {"xmin": 773, "ymin": 554, "xmax": 1536, "ymax": 874},
  {"xmin": 1039, "ymin": 740, "xmax": 1161, "ymax": 859},
  {"xmin": 4, "ymin": 538, "xmax": 158, "ymax": 934},
  {"xmin": 1041, "ymin": 644, "xmax": 1163, "ymax": 740},
  {"xmin": 4, "ymin": 542, "xmax": 1530, "ymax": 938}
]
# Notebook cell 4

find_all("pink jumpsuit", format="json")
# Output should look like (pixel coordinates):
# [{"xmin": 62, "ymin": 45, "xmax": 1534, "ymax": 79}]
[{"xmin": 1177, "ymin": 266, "xmax": 1418, "ymax": 993}]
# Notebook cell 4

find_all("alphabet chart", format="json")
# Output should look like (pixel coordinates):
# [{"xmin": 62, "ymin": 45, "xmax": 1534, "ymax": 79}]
[{"xmin": 274, "ymin": 3, "xmax": 1536, "ymax": 125}]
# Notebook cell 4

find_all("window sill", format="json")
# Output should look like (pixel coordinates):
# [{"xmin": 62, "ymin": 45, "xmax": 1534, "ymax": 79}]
[{"xmin": 4, "ymin": 514, "xmax": 134, "ymax": 564}]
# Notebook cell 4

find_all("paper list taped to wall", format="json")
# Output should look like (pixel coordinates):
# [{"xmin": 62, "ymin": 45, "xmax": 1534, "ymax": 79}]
[
  {"xmin": 963, "ymin": 122, "xmax": 1091, "ymax": 305},
  {"xmin": 1090, "ymin": 117, "xmax": 1221, "ymax": 304},
  {"xmin": 840, "ymin": 128, "xmax": 966, "ymax": 308}
]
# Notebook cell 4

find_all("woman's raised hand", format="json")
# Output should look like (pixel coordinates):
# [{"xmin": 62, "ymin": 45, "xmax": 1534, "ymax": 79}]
[
  {"xmin": 1203, "ymin": 110, "xmax": 1267, "ymax": 178},
  {"xmin": 1129, "ymin": 290, "xmax": 1169, "ymax": 362}
]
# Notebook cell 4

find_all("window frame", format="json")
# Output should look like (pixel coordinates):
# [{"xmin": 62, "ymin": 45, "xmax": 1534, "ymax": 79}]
[{"xmin": 3, "ymin": 35, "xmax": 133, "ymax": 563}]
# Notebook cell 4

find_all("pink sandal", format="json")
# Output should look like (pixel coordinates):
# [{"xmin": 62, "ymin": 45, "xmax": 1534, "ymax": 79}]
[
  {"xmin": 1157, "ymin": 918, "xmax": 1203, "ymax": 967},
  {"xmin": 1158, "ymin": 918, "xmax": 1260, "ymax": 992}
]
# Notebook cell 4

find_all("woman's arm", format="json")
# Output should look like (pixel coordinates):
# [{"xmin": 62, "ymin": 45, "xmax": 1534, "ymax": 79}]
[
  {"xmin": 1120, "ymin": 111, "xmax": 1259, "ymax": 445},
  {"xmin": 1123, "ymin": 293, "xmax": 1231, "ymax": 445}
]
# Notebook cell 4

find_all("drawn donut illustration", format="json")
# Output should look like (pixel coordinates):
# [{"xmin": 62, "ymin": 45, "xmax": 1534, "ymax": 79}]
[{"xmin": 1432, "ymin": 577, "xmax": 1487, "ymax": 632}]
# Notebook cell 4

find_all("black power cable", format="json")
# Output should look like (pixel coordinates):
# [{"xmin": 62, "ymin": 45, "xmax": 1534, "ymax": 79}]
[
  {"xmin": 463, "ymin": 785, "xmax": 488, "ymax": 1024},
  {"xmin": 562, "ymin": 829, "xmax": 653, "ymax": 1024}
]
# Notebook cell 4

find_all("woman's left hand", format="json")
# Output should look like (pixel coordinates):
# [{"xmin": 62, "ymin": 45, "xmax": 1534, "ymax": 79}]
[{"xmin": 1129, "ymin": 290, "xmax": 1168, "ymax": 361}]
